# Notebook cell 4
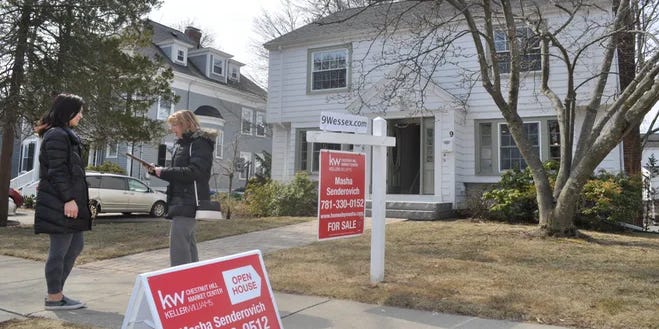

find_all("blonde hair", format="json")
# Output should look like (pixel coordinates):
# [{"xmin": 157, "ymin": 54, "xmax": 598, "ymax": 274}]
[{"xmin": 167, "ymin": 110, "xmax": 200, "ymax": 133}]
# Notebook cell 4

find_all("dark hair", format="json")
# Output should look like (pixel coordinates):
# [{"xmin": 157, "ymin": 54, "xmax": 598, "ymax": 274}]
[{"xmin": 35, "ymin": 93, "xmax": 85, "ymax": 137}]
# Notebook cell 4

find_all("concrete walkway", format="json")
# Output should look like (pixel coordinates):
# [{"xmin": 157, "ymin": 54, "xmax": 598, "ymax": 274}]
[{"xmin": 1, "ymin": 210, "xmax": 569, "ymax": 329}]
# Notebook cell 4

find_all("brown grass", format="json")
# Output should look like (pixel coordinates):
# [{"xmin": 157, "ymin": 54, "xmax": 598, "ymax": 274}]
[
  {"xmin": 1, "ymin": 218, "xmax": 658, "ymax": 329},
  {"xmin": 0, "ymin": 216, "xmax": 309, "ymax": 264},
  {"xmin": 264, "ymin": 219, "xmax": 659, "ymax": 329},
  {"xmin": 0, "ymin": 317, "xmax": 96, "ymax": 329}
]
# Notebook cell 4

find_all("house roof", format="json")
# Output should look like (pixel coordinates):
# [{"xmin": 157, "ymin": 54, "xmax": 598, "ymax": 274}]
[
  {"xmin": 146, "ymin": 20, "xmax": 267, "ymax": 100},
  {"xmin": 263, "ymin": 1, "xmax": 441, "ymax": 49}
]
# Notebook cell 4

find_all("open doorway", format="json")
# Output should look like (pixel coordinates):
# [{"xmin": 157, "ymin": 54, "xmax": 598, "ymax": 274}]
[{"xmin": 388, "ymin": 119, "xmax": 420, "ymax": 194}]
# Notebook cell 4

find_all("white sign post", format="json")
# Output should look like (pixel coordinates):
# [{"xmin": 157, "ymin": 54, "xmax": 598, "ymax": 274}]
[
  {"xmin": 307, "ymin": 116, "xmax": 394, "ymax": 283},
  {"xmin": 370, "ymin": 118, "xmax": 387, "ymax": 283}
]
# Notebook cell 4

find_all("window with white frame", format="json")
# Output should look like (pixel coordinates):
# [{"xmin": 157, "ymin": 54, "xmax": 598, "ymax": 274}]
[
  {"xmin": 230, "ymin": 66, "xmax": 239, "ymax": 80},
  {"xmin": 254, "ymin": 153, "xmax": 264, "ymax": 176},
  {"xmin": 494, "ymin": 27, "xmax": 540, "ymax": 73},
  {"xmin": 157, "ymin": 143, "xmax": 174, "ymax": 167},
  {"xmin": 241, "ymin": 108, "xmax": 253, "ymax": 135},
  {"xmin": 548, "ymin": 120, "xmax": 560, "ymax": 162},
  {"xmin": 239, "ymin": 152, "xmax": 252, "ymax": 180},
  {"xmin": 157, "ymin": 97, "xmax": 173, "ymax": 120},
  {"xmin": 106, "ymin": 143, "xmax": 119, "ymax": 158},
  {"xmin": 157, "ymin": 144, "xmax": 167, "ymax": 166},
  {"xmin": 255, "ymin": 112, "xmax": 265, "ymax": 137},
  {"xmin": 173, "ymin": 46, "xmax": 187, "ymax": 65},
  {"xmin": 215, "ymin": 130, "xmax": 224, "ymax": 159},
  {"xmin": 476, "ymin": 118, "xmax": 559, "ymax": 175},
  {"xmin": 212, "ymin": 56, "xmax": 224, "ymax": 76},
  {"xmin": 309, "ymin": 46, "xmax": 349, "ymax": 91},
  {"xmin": 296, "ymin": 129, "xmax": 342, "ymax": 173},
  {"xmin": 20, "ymin": 142, "xmax": 35, "ymax": 172}
]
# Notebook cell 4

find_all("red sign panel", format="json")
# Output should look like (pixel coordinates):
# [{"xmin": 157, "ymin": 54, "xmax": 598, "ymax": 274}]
[
  {"xmin": 318, "ymin": 150, "xmax": 366, "ymax": 240},
  {"xmin": 145, "ymin": 251, "xmax": 282, "ymax": 329}
]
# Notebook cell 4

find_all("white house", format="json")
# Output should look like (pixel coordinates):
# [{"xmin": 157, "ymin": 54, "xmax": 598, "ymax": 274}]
[{"xmin": 264, "ymin": 1, "xmax": 623, "ymax": 218}]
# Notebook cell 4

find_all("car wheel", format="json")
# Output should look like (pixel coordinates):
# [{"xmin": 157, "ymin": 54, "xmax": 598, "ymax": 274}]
[
  {"xmin": 151, "ymin": 201, "xmax": 166, "ymax": 217},
  {"xmin": 88, "ymin": 201, "xmax": 99, "ymax": 220}
]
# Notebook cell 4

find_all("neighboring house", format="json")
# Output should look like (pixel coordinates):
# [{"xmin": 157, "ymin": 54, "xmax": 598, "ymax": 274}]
[
  {"xmin": 642, "ymin": 134, "xmax": 659, "ymax": 197},
  {"xmin": 263, "ymin": 1, "xmax": 623, "ymax": 217},
  {"xmin": 11, "ymin": 20, "xmax": 270, "ymax": 196}
]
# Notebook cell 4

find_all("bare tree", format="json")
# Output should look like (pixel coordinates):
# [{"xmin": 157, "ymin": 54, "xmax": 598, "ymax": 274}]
[
  {"xmin": 175, "ymin": 19, "xmax": 216, "ymax": 48},
  {"xmin": 217, "ymin": 134, "xmax": 247, "ymax": 219},
  {"xmin": 0, "ymin": 0, "xmax": 168, "ymax": 226},
  {"xmin": 342, "ymin": 0, "xmax": 659, "ymax": 236},
  {"xmin": 300, "ymin": 0, "xmax": 387, "ymax": 20},
  {"xmin": 248, "ymin": 0, "xmax": 306, "ymax": 88},
  {"xmin": 248, "ymin": 0, "xmax": 379, "ymax": 87}
]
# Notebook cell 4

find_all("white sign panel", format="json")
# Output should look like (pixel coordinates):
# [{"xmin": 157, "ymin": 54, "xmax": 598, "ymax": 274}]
[{"xmin": 320, "ymin": 112, "xmax": 369, "ymax": 134}]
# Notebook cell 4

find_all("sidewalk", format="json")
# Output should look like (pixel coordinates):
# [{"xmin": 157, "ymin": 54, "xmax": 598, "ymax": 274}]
[{"xmin": 1, "ymin": 210, "xmax": 569, "ymax": 329}]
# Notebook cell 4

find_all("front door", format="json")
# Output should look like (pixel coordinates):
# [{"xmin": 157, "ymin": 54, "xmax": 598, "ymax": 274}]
[
  {"xmin": 386, "ymin": 117, "xmax": 435, "ymax": 195},
  {"xmin": 387, "ymin": 119, "xmax": 420, "ymax": 194}
]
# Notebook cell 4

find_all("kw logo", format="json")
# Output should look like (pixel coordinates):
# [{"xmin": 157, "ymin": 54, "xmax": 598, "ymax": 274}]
[
  {"xmin": 329, "ymin": 156, "xmax": 342, "ymax": 166},
  {"xmin": 157, "ymin": 290, "xmax": 185, "ymax": 309}
]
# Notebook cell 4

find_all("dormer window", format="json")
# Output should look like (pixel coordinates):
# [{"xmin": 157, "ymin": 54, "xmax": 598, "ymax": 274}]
[
  {"xmin": 172, "ymin": 45, "xmax": 187, "ymax": 65},
  {"xmin": 212, "ymin": 56, "xmax": 224, "ymax": 76},
  {"xmin": 230, "ymin": 66, "xmax": 239, "ymax": 80}
]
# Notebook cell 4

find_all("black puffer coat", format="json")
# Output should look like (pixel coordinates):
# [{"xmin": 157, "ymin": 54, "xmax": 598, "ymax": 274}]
[
  {"xmin": 34, "ymin": 127, "xmax": 92, "ymax": 234},
  {"xmin": 159, "ymin": 129, "xmax": 216, "ymax": 219}
]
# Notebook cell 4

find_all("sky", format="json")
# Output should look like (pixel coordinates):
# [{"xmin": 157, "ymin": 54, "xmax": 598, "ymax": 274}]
[
  {"xmin": 148, "ymin": 0, "xmax": 283, "ymax": 78},
  {"xmin": 148, "ymin": 1, "xmax": 659, "ymax": 131}
]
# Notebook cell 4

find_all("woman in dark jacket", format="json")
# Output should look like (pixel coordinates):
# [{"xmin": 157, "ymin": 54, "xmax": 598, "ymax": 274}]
[
  {"xmin": 151, "ymin": 109, "xmax": 216, "ymax": 266},
  {"xmin": 34, "ymin": 93, "xmax": 91, "ymax": 310}
]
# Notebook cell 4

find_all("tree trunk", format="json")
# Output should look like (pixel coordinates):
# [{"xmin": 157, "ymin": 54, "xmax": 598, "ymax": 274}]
[
  {"xmin": 541, "ymin": 194, "xmax": 578, "ymax": 237},
  {"xmin": 623, "ymin": 128, "xmax": 641, "ymax": 175},
  {"xmin": 619, "ymin": 1, "xmax": 640, "ymax": 177},
  {"xmin": 615, "ymin": 0, "xmax": 642, "ymax": 225},
  {"xmin": 539, "ymin": 177, "xmax": 581, "ymax": 237},
  {"xmin": 0, "ymin": 1, "xmax": 33, "ymax": 227},
  {"xmin": 0, "ymin": 126, "xmax": 16, "ymax": 227}
]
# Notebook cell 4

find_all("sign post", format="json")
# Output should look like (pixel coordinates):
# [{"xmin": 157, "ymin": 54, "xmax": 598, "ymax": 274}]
[
  {"xmin": 370, "ymin": 118, "xmax": 387, "ymax": 283},
  {"xmin": 121, "ymin": 250, "xmax": 282, "ymax": 329},
  {"xmin": 307, "ymin": 116, "xmax": 394, "ymax": 283}
]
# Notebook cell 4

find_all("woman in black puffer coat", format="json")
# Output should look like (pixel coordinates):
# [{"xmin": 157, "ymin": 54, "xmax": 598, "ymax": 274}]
[
  {"xmin": 34, "ymin": 93, "xmax": 91, "ymax": 310},
  {"xmin": 150, "ymin": 109, "xmax": 216, "ymax": 266}
]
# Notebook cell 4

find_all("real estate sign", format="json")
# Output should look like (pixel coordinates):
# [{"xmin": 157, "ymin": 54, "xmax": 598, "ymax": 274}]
[
  {"xmin": 319, "ymin": 111, "xmax": 369, "ymax": 134},
  {"xmin": 318, "ymin": 149, "xmax": 366, "ymax": 240},
  {"xmin": 121, "ymin": 250, "xmax": 282, "ymax": 329}
]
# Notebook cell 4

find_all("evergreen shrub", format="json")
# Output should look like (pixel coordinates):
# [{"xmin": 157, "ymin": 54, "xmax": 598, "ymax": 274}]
[
  {"xmin": 244, "ymin": 172, "xmax": 317, "ymax": 217},
  {"xmin": 87, "ymin": 162, "xmax": 126, "ymax": 174}
]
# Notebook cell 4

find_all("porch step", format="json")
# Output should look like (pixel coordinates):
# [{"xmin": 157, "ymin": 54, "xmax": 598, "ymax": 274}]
[{"xmin": 365, "ymin": 201, "xmax": 453, "ymax": 220}]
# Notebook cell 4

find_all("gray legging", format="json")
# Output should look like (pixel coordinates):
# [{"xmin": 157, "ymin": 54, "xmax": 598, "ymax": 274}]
[
  {"xmin": 45, "ymin": 232, "xmax": 84, "ymax": 294},
  {"xmin": 170, "ymin": 216, "xmax": 198, "ymax": 266}
]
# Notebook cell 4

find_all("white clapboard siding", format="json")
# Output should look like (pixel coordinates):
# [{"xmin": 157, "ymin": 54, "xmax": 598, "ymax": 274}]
[{"xmin": 267, "ymin": 2, "xmax": 622, "ymax": 205}]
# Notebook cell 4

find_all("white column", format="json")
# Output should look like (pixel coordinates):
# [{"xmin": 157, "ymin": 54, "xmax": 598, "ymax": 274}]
[{"xmin": 370, "ymin": 117, "xmax": 387, "ymax": 283}]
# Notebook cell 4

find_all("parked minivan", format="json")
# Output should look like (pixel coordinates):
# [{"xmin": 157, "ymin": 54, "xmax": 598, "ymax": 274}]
[{"xmin": 86, "ymin": 172, "xmax": 167, "ymax": 219}]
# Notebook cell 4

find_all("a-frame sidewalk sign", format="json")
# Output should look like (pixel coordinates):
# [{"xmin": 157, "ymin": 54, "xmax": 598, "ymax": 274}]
[{"xmin": 121, "ymin": 250, "xmax": 282, "ymax": 329}]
